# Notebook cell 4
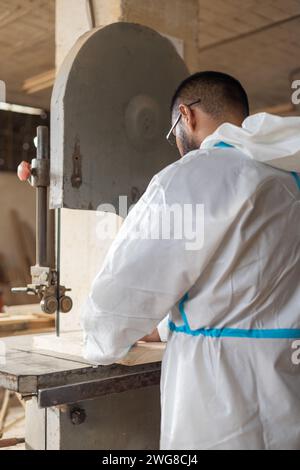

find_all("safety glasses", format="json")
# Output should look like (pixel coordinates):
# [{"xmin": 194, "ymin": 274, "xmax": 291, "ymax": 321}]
[{"xmin": 166, "ymin": 99, "xmax": 201, "ymax": 146}]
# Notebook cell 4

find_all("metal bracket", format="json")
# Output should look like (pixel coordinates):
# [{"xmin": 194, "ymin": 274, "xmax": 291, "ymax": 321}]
[
  {"xmin": 38, "ymin": 367, "xmax": 161, "ymax": 408},
  {"xmin": 30, "ymin": 158, "xmax": 50, "ymax": 187}
]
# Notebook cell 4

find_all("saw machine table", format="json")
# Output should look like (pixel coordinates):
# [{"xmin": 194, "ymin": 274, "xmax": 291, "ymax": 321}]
[{"xmin": 0, "ymin": 334, "xmax": 162, "ymax": 449}]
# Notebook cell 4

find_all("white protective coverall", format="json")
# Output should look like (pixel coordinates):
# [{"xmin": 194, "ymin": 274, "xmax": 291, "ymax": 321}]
[{"xmin": 82, "ymin": 113, "xmax": 300, "ymax": 450}]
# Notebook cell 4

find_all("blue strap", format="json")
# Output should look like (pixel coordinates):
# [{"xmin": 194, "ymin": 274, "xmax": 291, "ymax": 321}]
[
  {"xmin": 214, "ymin": 141, "xmax": 234, "ymax": 149},
  {"xmin": 291, "ymin": 171, "xmax": 300, "ymax": 191},
  {"xmin": 171, "ymin": 293, "xmax": 300, "ymax": 339},
  {"xmin": 169, "ymin": 321, "xmax": 300, "ymax": 339},
  {"xmin": 178, "ymin": 293, "xmax": 191, "ymax": 333}
]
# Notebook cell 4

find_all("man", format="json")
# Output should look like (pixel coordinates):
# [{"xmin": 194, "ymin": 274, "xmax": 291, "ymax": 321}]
[{"xmin": 20, "ymin": 71, "xmax": 300, "ymax": 449}]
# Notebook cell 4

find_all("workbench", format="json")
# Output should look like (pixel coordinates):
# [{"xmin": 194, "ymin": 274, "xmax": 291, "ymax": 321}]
[{"xmin": 0, "ymin": 334, "xmax": 162, "ymax": 450}]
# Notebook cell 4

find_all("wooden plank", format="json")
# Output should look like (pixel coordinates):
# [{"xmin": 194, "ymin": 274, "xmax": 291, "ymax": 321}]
[
  {"xmin": 0, "ymin": 314, "xmax": 54, "ymax": 325},
  {"xmin": 120, "ymin": 342, "xmax": 165, "ymax": 366},
  {"xmin": 0, "ymin": 326, "xmax": 54, "ymax": 338},
  {"xmin": 0, "ymin": 389, "xmax": 10, "ymax": 433},
  {"xmin": 0, "ymin": 312, "xmax": 54, "ymax": 337},
  {"xmin": 0, "ymin": 437, "xmax": 25, "ymax": 449},
  {"xmin": 32, "ymin": 332, "xmax": 166, "ymax": 366},
  {"xmin": 3, "ymin": 304, "xmax": 42, "ymax": 315},
  {"xmin": 0, "ymin": 305, "xmax": 54, "ymax": 337}
]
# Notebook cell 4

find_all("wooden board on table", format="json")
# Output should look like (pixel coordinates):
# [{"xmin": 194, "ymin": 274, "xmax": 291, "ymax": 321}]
[
  {"xmin": 4, "ymin": 304, "xmax": 42, "ymax": 316},
  {"xmin": 120, "ymin": 341, "xmax": 165, "ymax": 366},
  {"xmin": 0, "ymin": 304, "xmax": 55, "ymax": 337},
  {"xmin": 33, "ymin": 331, "xmax": 166, "ymax": 366}
]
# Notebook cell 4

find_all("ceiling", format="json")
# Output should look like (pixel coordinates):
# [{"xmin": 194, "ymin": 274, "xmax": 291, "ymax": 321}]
[
  {"xmin": 0, "ymin": 0, "xmax": 299, "ymax": 112},
  {"xmin": 0, "ymin": 0, "xmax": 55, "ymax": 110},
  {"xmin": 198, "ymin": 0, "xmax": 300, "ymax": 112}
]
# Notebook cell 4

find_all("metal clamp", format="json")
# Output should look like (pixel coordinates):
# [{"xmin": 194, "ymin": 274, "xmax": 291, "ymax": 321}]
[{"xmin": 30, "ymin": 158, "xmax": 50, "ymax": 187}]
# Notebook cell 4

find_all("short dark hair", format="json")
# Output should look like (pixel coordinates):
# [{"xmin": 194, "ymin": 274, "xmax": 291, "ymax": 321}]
[{"xmin": 171, "ymin": 71, "xmax": 249, "ymax": 120}]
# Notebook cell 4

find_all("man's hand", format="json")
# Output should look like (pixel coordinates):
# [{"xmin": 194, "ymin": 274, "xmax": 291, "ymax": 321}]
[
  {"xmin": 17, "ymin": 161, "xmax": 31, "ymax": 181},
  {"xmin": 139, "ymin": 328, "xmax": 161, "ymax": 342}
]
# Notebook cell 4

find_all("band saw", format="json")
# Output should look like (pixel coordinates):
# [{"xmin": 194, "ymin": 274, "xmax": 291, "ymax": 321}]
[{"xmin": 0, "ymin": 22, "xmax": 188, "ymax": 450}]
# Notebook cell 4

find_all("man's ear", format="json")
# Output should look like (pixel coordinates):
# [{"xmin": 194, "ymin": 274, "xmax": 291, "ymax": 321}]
[{"xmin": 179, "ymin": 104, "xmax": 197, "ymax": 131}]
